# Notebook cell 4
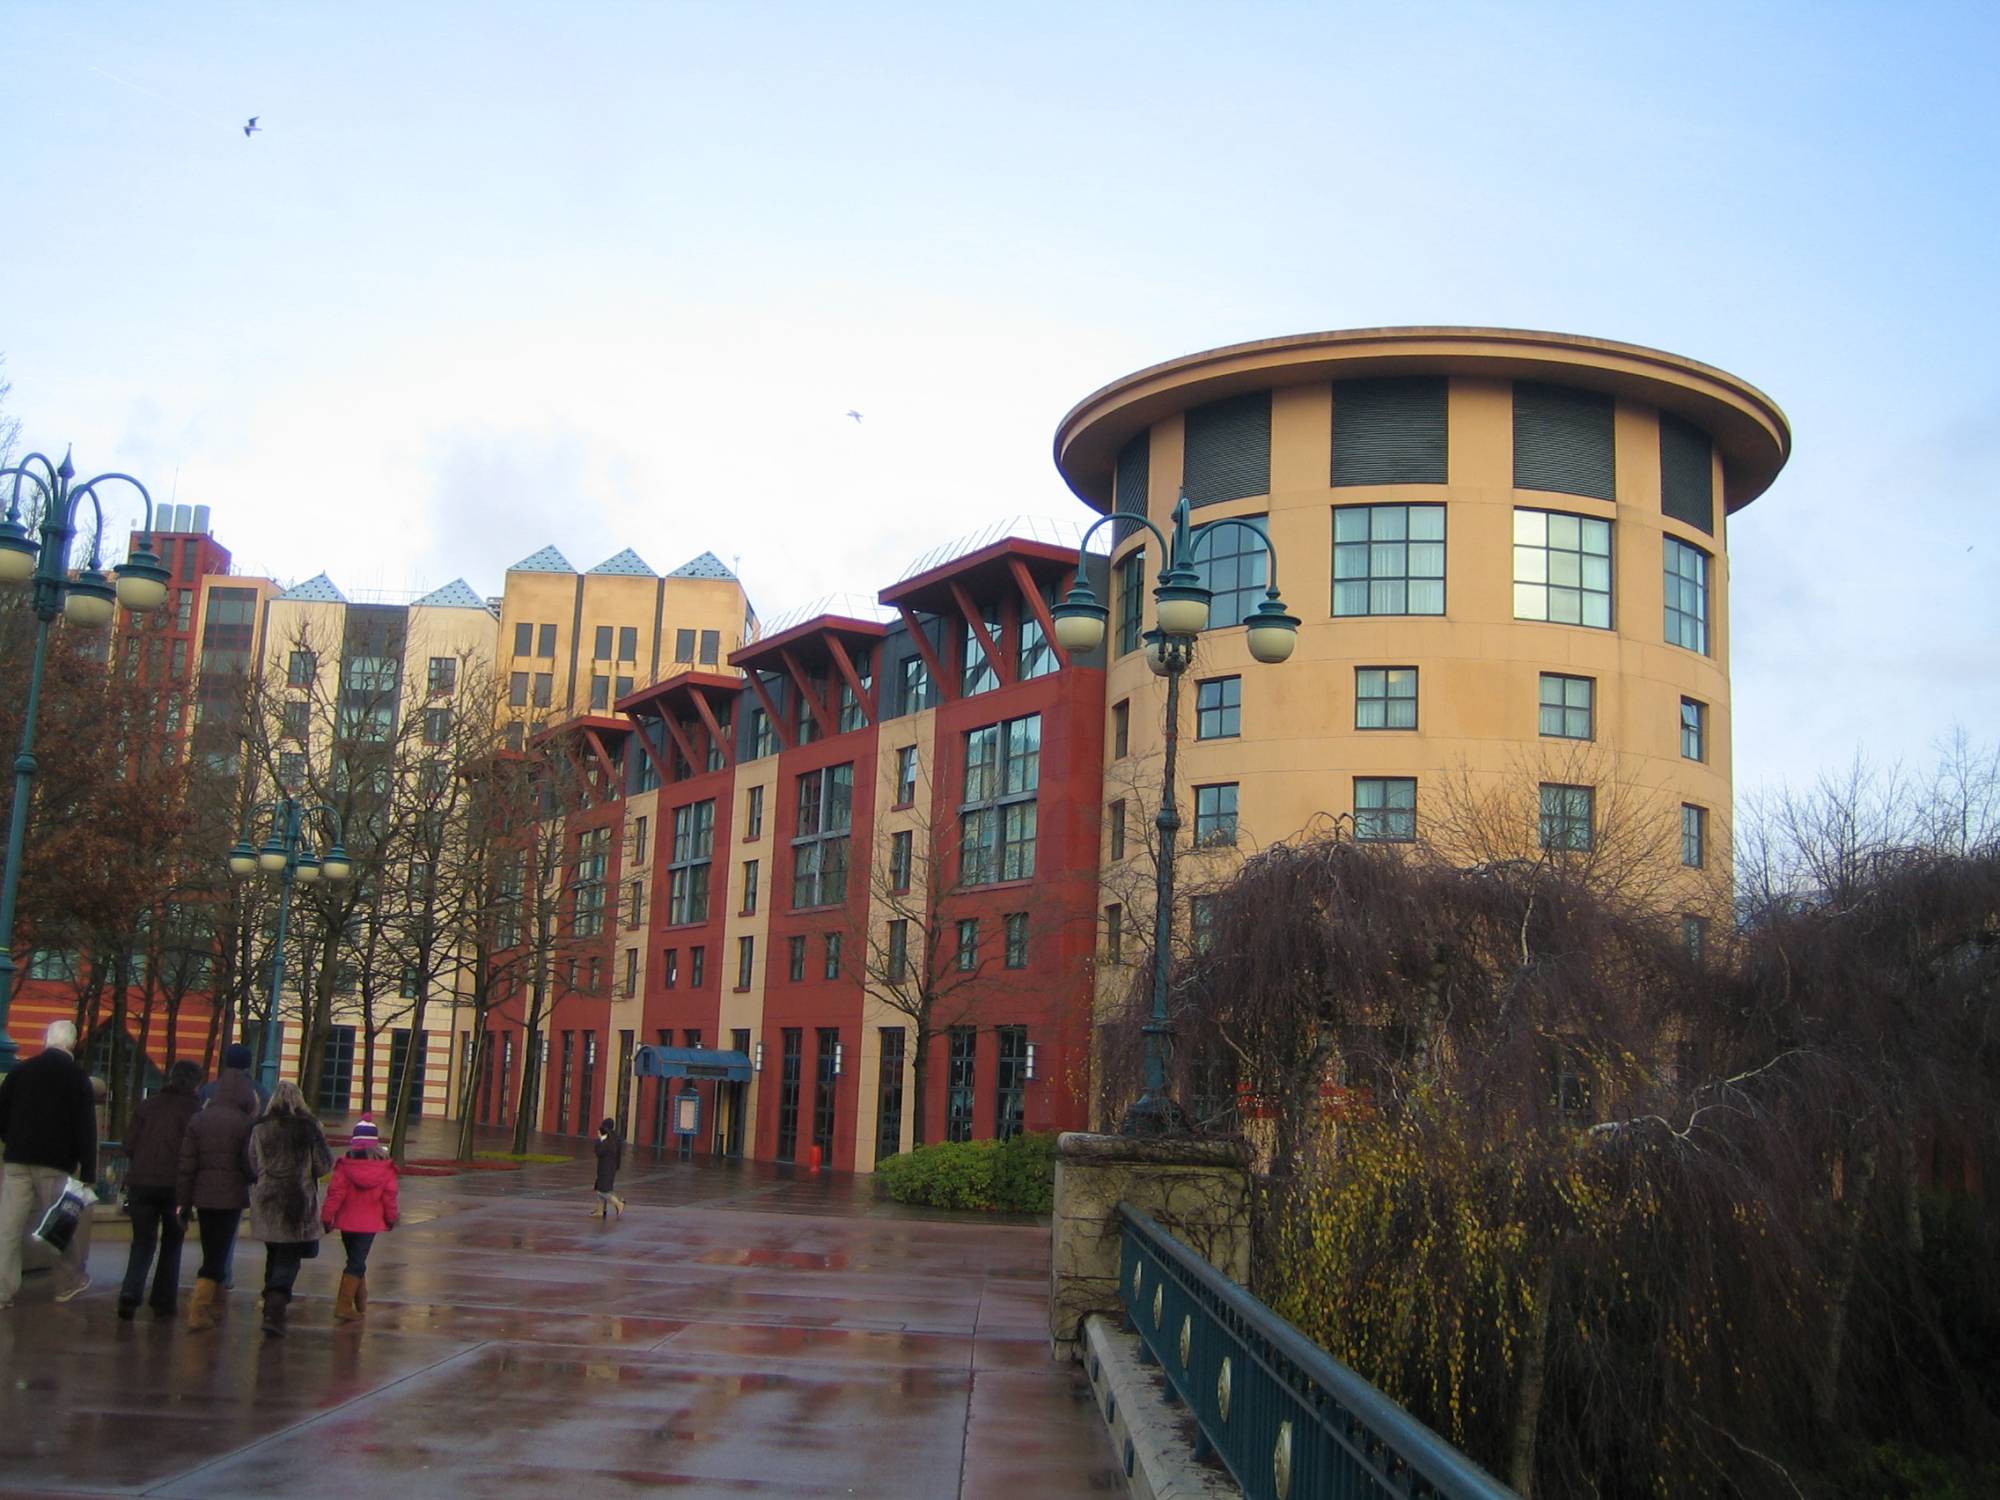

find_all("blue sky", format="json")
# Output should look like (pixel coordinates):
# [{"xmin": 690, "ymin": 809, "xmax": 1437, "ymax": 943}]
[{"xmin": 3, "ymin": 1, "xmax": 1995, "ymax": 801}]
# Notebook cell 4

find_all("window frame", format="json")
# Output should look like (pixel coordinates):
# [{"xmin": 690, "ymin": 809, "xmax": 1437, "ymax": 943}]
[
  {"xmin": 1539, "ymin": 783, "xmax": 1596, "ymax": 852},
  {"xmin": 1193, "ymin": 783, "xmax": 1239, "ymax": 848},
  {"xmin": 1332, "ymin": 503, "xmax": 1446, "ymax": 618},
  {"xmin": 1353, "ymin": 776, "xmax": 1417, "ymax": 843},
  {"xmin": 1664, "ymin": 537, "xmax": 1711, "ymax": 655},
  {"xmin": 959, "ymin": 714, "xmax": 1040, "ymax": 886},
  {"xmin": 1195, "ymin": 675, "xmax": 1242, "ymax": 740},
  {"xmin": 666, "ymin": 799, "xmax": 716, "ymax": 926},
  {"xmin": 790, "ymin": 765, "xmax": 854, "ymax": 909},
  {"xmin": 1538, "ymin": 673, "xmax": 1595, "ymax": 741}
]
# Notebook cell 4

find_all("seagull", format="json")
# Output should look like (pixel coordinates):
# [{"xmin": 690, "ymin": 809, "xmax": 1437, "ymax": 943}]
[
  {"xmin": 845, "ymin": 410, "xmax": 863, "ymax": 424},
  {"xmin": 243, "ymin": 116, "xmax": 261, "ymax": 138}
]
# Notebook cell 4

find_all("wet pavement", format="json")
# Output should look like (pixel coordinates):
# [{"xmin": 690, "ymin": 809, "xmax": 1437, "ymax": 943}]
[{"xmin": 0, "ymin": 1124, "xmax": 1123, "ymax": 1498}]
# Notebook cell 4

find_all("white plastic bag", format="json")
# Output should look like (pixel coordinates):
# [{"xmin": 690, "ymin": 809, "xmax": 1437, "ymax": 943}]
[{"xmin": 33, "ymin": 1176, "xmax": 96, "ymax": 1255}]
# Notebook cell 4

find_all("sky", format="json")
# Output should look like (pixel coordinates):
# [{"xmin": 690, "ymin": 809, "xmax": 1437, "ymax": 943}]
[{"xmin": 3, "ymin": 0, "xmax": 1996, "ymax": 803}]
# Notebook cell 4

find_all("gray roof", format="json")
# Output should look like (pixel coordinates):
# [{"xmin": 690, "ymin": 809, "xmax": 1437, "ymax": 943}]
[
  {"xmin": 278, "ymin": 572, "xmax": 347, "ymax": 603},
  {"xmin": 509, "ymin": 544, "xmax": 574, "ymax": 574},
  {"xmin": 587, "ymin": 547, "xmax": 657, "ymax": 577},
  {"xmin": 414, "ymin": 578, "xmax": 490, "ymax": 610},
  {"xmin": 668, "ymin": 551, "xmax": 737, "ymax": 581}
]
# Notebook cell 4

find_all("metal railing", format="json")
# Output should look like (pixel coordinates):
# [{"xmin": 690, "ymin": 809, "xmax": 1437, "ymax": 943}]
[{"xmin": 1116, "ymin": 1202, "xmax": 1518, "ymax": 1500}]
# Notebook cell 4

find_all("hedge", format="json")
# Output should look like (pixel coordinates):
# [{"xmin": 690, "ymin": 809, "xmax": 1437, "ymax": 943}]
[{"xmin": 876, "ymin": 1133, "xmax": 1056, "ymax": 1213}]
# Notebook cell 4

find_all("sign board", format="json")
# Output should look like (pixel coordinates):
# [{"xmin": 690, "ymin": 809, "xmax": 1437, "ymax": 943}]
[{"xmin": 673, "ymin": 1089, "xmax": 702, "ymax": 1137}]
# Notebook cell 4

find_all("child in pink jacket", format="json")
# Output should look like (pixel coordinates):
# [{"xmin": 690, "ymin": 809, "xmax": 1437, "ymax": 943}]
[{"xmin": 320, "ymin": 1117, "xmax": 399, "ymax": 1323}]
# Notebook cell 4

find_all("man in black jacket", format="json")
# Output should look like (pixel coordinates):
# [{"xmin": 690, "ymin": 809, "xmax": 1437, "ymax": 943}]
[
  {"xmin": 0, "ymin": 1020, "xmax": 100, "ymax": 1309},
  {"xmin": 116, "ymin": 1058, "xmax": 203, "ymax": 1319}
]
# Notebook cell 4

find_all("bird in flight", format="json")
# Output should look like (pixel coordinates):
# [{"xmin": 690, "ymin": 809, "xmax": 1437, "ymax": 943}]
[
  {"xmin": 846, "ymin": 410, "xmax": 863, "ymax": 424},
  {"xmin": 243, "ymin": 116, "xmax": 261, "ymax": 138}
]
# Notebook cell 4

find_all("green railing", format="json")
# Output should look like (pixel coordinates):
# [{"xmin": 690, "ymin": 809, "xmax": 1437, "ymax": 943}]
[{"xmin": 1116, "ymin": 1202, "xmax": 1517, "ymax": 1500}]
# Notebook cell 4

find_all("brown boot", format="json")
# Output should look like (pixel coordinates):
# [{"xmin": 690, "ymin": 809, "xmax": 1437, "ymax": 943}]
[
  {"xmin": 187, "ymin": 1277, "xmax": 220, "ymax": 1332},
  {"xmin": 334, "ymin": 1274, "xmax": 362, "ymax": 1322},
  {"xmin": 354, "ymin": 1274, "xmax": 366, "ymax": 1313}
]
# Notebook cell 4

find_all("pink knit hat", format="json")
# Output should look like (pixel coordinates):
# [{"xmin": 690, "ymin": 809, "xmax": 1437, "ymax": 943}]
[{"xmin": 350, "ymin": 1116, "xmax": 380, "ymax": 1144}]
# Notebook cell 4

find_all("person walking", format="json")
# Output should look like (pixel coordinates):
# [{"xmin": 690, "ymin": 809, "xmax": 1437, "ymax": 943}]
[
  {"xmin": 320, "ymin": 1116, "xmax": 397, "ymax": 1323},
  {"xmin": 592, "ymin": 1118, "xmax": 625, "ymax": 1218},
  {"xmin": 0, "ymin": 1020, "xmax": 100, "ymax": 1310},
  {"xmin": 245, "ymin": 1081, "xmax": 332, "ymax": 1337},
  {"xmin": 115, "ymin": 1058, "xmax": 203, "ymax": 1320},
  {"xmin": 175, "ymin": 1063, "xmax": 259, "ymax": 1331}
]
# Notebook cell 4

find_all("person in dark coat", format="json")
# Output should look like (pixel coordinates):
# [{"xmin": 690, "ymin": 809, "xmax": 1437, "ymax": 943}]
[
  {"xmin": 0, "ymin": 1020, "xmax": 99, "ymax": 1310},
  {"xmin": 116, "ymin": 1059, "xmax": 204, "ymax": 1319},
  {"xmin": 175, "ymin": 1065, "xmax": 259, "ymax": 1331},
  {"xmin": 592, "ymin": 1118, "xmax": 625, "ymax": 1218},
  {"xmin": 246, "ymin": 1081, "xmax": 332, "ymax": 1337}
]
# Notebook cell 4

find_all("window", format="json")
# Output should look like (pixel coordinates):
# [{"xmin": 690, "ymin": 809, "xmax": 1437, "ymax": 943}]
[
  {"xmin": 837, "ymin": 669, "xmax": 868, "ymax": 733},
  {"xmin": 812, "ymin": 1029, "xmax": 839, "ymax": 1158},
  {"xmin": 1660, "ymin": 413, "xmax": 1715, "ymax": 535},
  {"xmin": 899, "ymin": 655, "xmax": 935, "ymax": 714},
  {"xmin": 960, "ymin": 715, "xmax": 1040, "ymax": 884},
  {"xmin": 287, "ymin": 649, "xmax": 314, "ymax": 687},
  {"xmin": 317, "ymin": 1026, "xmax": 355, "ymax": 1113},
  {"xmin": 1196, "ymin": 676, "xmax": 1241, "ymax": 739},
  {"xmin": 1332, "ymin": 377, "xmax": 1447, "ymax": 486},
  {"xmin": 745, "ymin": 784, "xmax": 764, "ymax": 839},
  {"xmin": 894, "ymin": 745, "xmax": 918, "ymax": 806},
  {"xmin": 796, "ymin": 682, "xmax": 822, "ymax": 745},
  {"xmin": 533, "ymin": 672, "xmax": 553, "ymax": 708},
  {"xmin": 1018, "ymin": 611, "xmax": 1056, "ymax": 681},
  {"xmin": 663, "ymin": 948, "xmax": 679, "ymax": 987},
  {"xmin": 633, "ymin": 815, "xmax": 649, "ymax": 863},
  {"xmin": 509, "ymin": 672, "xmax": 528, "ymax": 708},
  {"xmin": 876, "ymin": 1029, "xmax": 906, "ymax": 1163},
  {"xmin": 689, "ymin": 946, "xmax": 705, "ymax": 988},
  {"xmin": 573, "ymin": 827, "xmax": 609, "ymax": 937},
  {"xmin": 1115, "ymin": 552, "xmax": 1145, "ymax": 656},
  {"xmin": 675, "ymin": 629, "xmax": 695, "ymax": 663},
  {"xmin": 741, "ymin": 859, "xmax": 759, "ymax": 915},
  {"xmin": 1109, "ymin": 800, "xmax": 1127, "ymax": 860},
  {"xmin": 623, "ymin": 947, "xmax": 637, "ymax": 998},
  {"xmin": 1355, "ymin": 667, "xmax": 1417, "ymax": 730},
  {"xmin": 1682, "ymin": 914, "xmax": 1710, "ymax": 961},
  {"xmin": 424, "ymin": 706, "xmax": 451, "ymax": 745},
  {"xmin": 1004, "ymin": 912, "xmax": 1028, "ymax": 969},
  {"xmin": 946, "ymin": 1027, "xmax": 976, "ymax": 1142},
  {"xmin": 777, "ymin": 1029, "xmax": 803, "ymax": 1162},
  {"xmin": 1515, "ymin": 383, "xmax": 1615, "ymax": 501},
  {"xmin": 513, "ymin": 622, "xmax": 532, "ymax": 656},
  {"xmin": 537, "ymin": 623, "xmax": 556, "ymax": 657},
  {"xmin": 747, "ymin": 705, "xmax": 777, "ymax": 760},
  {"xmin": 1104, "ymin": 904, "xmax": 1123, "ymax": 962},
  {"xmin": 1513, "ymin": 510, "xmax": 1612, "ymax": 629},
  {"xmin": 995, "ymin": 1026, "xmax": 1027, "ymax": 1141},
  {"xmin": 27, "ymin": 949, "xmax": 79, "ymax": 981},
  {"xmin": 625, "ymin": 879, "xmax": 644, "ymax": 928},
  {"xmin": 1183, "ymin": 390, "xmax": 1271, "ymax": 506},
  {"xmin": 1538, "ymin": 674, "xmax": 1594, "ymax": 740},
  {"xmin": 1191, "ymin": 520, "xmax": 1268, "ymax": 628},
  {"xmin": 1333, "ymin": 504, "xmax": 1445, "ymax": 616},
  {"xmin": 791, "ymin": 765, "xmax": 854, "ymax": 907},
  {"xmin": 618, "ymin": 626, "xmax": 638, "ymax": 662},
  {"xmin": 1190, "ymin": 895, "xmax": 1217, "ymax": 953},
  {"xmin": 887, "ymin": 918, "xmax": 910, "ymax": 982},
  {"xmin": 889, "ymin": 829, "xmax": 913, "ymax": 893},
  {"xmin": 1193, "ymin": 783, "xmax": 1238, "ymax": 848},
  {"xmin": 1539, "ymin": 784, "xmax": 1595, "ymax": 852},
  {"xmin": 787, "ymin": 935, "xmax": 806, "ymax": 982},
  {"xmin": 1681, "ymin": 698, "xmax": 1707, "ymax": 762},
  {"xmin": 821, "ymin": 932, "xmax": 842, "ymax": 980},
  {"xmin": 590, "ymin": 676, "xmax": 609, "ymax": 711},
  {"xmin": 956, "ymin": 918, "xmax": 979, "ymax": 972},
  {"xmin": 699, "ymin": 630, "xmax": 720, "ymax": 666},
  {"xmin": 1112, "ymin": 700, "xmax": 1130, "ymax": 758},
  {"xmin": 1664, "ymin": 538, "xmax": 1710, "ymax": 654},
  {"xmin": 667, "ymin": 800, "xmax": 715, "ymax": 924},
  {"xmin": 1682, "ymin": 804, "xmax": 1707, "ymax": 868},
  {"xmin": 282, "ymin": 699, "xmax": 310, "ymax": 741},
  {"xmin": 1551, "ymin": 1040, "xmax": 1594, "ymax": 1122},
  {"xmin": 1354, "ymin": 777, "xmax": 1417, "ymax": 842},
  {"xmin": 594, "ymin": 626, "xmax": 613, "ymax": 660},
  {"xmin": 736, "ymin": 935, "xmax": 754, "ymax": 989},
  {"xmin": 962, "ymin": 611, "xmax": 1000, "ymax": 696}
]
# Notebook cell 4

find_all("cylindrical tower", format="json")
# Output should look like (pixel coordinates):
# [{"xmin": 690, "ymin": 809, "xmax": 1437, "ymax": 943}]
[{"xmin": 1055, "ymin": 327, "xmax": 1789, "ymax": 909}]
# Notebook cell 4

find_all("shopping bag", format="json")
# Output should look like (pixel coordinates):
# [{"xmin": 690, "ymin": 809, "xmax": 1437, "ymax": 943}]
[{"xmin": 33, "ymin": 1176, "xmax": 96, "ymax": 1255}]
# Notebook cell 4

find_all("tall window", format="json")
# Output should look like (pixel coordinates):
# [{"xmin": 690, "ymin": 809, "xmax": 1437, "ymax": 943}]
[
  {"xmin": 573, "ymin": 828, "xmax": 609, "ymax": 937},
  {"xmin": 1354, "ymin": 777, "xmax": 1416, "ymax": 842},
  {"xmin": 623, "ymin": 947, "xmax": 638, "ymax": 998},
  {"xmin": 1681, "ymin": 697, "xmax": 1707, "ymax": 762},
  {"xmin": 947, "ymin": 1027, "xmax": 977, "ymax": 1142},
  {"xmin": 837, "ymin": 651, "xmax": 870, "ymax": 732},
  {"xmin": 1355, "ymin": 667, "xmax": 1417, "ymax": 730},
  {"xmin": 876, "ymin": 1029, "xmax": 906, "ymax": 1163},
  {"xmin": 1332, "ymin": 504, "xmax": 1446, "ymax": 616},
  {"xmin": 960, "ymin": 714, "xmax": 1040, "ymax": 885},
  {"xmin": 513, "ymin": 622, "xmax": 532, "ymax": 656},
  {"xmin": 963, "ymin": 612, "xmax": 1000, "ymax": 697},
  {"xmin": 619, "ymin": 626, "xmax": 638, "ymax": 662},
  {"xmin": 699, "ymin": 630, "xmax": 720, "ymax": 666},
  {"xmin": 1194, "ymin": 784, "xmax": 1238, "ymax": 847},
  {"xmin": 747, "ymin": 706, "xmax": 777, "ymax": 760},
  {"xmin": 1664, "ymin": 538, "xmax": 1710, "ymax": 654},
  {"xmin": 1104, "ymin": 904, "xmax": 1123, "ymax": 961},
  {"xmin": 668, "ymin": 800, "xmax": 715, "ymax": 924},
  {"xmin": 1115, "ymin": 552, "xmax": 1145, "ymax": 655},
  {"xmin": 1682, "ymin": 804, "xmax": 1707, "ymax": 868},
  {"xmin": 633, "ymin": 814, "xmax": 649, "ymax": 864},
  {"xmin": 741, "ymin": 859, "xmax": 759, "ymax": 915},
  {"xmin": 594, "ymin": 625, "xmax": 613, "ymax": 660},
  {"xmin": 1538, "ymin": 674, "xmax": 1594, "ymax": 739},
  {"xmin": 995, "ymin": 1027, "xmax": 1027, "ymax": 1141},
  {"xmin": 899, "ymin": 655, "xmax": 935, "ymax": 714},
  {"xmin": 428, "ymin": 656, "xmax": 457, "ymax": 695},
  {"xmin": 1196, "ymin": 676, "xmax": 1241, "ymax": 739},
  {"xmin": 956, "ymin": 918, "xmax": 979, "ymax": 972},
  {"xmin": 1192, "ymin": 520, "xmax": 1269, "ymax": 628},
  {"xmin": 318, "ymin": 1027, "xmax": 356, "ymax": 1112},
  {"xmin": 823, "ymin": 932, "xmax": 842, "ymax": 980},
  {"xmin": 626, "ymin": 880, "xmax": 644, "ymax": 928},
  {"xmin": 557, "ymin": 1032, "xmax": 575, "ymax": 1133},
  {"xmin": 1514, "ymin": 510, "xmax": 1612, "ymax": 628},
  {"xmin": 894, "ymin": 745, "xmax": 918, "ymax": 806},
  {"xmin": 777, "ymin": 1029, "xmax": 803, "ymax": 1161},
  {"xmin": 889, "ymin": 830, "xmax": 913, "ymax": 893},
  {"xmin": 791, "ymin": 765, "xmax": 854, "ymax": 907},
  {"xmin": 745, "ymin": 784, "xmax": 765, "ymax": 839},
  {"xmin": 1109, "ymin": 799, "xmax": 1127, "ymax": 860},
  {"xmin": 537, "ymin": 623, "xmax": 556, "ymax": 657},
  {"xmin": 1112, "ymin": 700, "xmax": 1129, "ymax": 758},
  {"xmin": 1682, "ymin": 915, "xmax": 1710, "ymax": 961},
  {"xmin": 813, "ymin": 1028, "xmax": 839, "ymax": 1158},
  {"xmin": 663, "ymin": 948, "xmax": 679, "ymax": 987},
  {"xmin": 1018, "ymin": 611, "xmax": 1056, "ymax": 681},
  {"xmin": 423, "ymin": 706, "xmax": 451, "ymax": 745},
  {"xmin": 675, "ymin": 629, "xmax": 695, "ymax": 663},
  {"xmin": 1004, "ymin": 912, "xmax": 1028, "ymax": 969},
  {"xmin": 288, "ymin": 649, "xmax": 315, "ymax": 687},
  {"xmin": 887, "ymin": 918, "xmax": 910, "ymax": 982},
  {"xmin": 737, "ymin": 935, "xmax": 755, "ymax": 988},
  {"xmin": 689, "ymin": 946, "xmax": 705, "ymax": 987},
  {"xmin": 787, "ymin": 935, "xmax": 806, "ymax": 982},
  {"xmin": 1540, "ymin": 784, "xmax": 1595, "ymax": 852}
]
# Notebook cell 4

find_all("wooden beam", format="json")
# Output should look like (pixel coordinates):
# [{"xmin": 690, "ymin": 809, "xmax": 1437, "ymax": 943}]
[
  {"xmin": 688, "ymin": 688, "xmax": 735, "ymax": 770},
  {"xmin": 660, "ymin": 713, "xmax": 703, "ymax": 779},
  {"xmin": 743, "ymin": 670, "xmax": 794, "ymax": 751},
  {"xmin": 951, "ymin": 580, "xmax": 1012, "ymax": 687},
  {"xmin": 825, "ymin": 635, "xmax": 876, "ymax": 725},
  {"xmin": 580, "ymin": 727, "xmax": 620, "ymax": 788},
  {"xmin": 1008, "ymin": 556, "xmax": 1070, "ymax": 671},
  {"xmin": 895, "ymin": 605, "xmax": 955, "ymax": 704},
  {"xmin": 780, "ymin": 647, "xmax": 837, "ymax": 740}
]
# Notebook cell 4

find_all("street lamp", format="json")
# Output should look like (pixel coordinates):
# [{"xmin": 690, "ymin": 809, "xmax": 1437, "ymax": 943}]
[
  {"xmin": 0, "ymin": 448, "xmax": 173, "ymax": 1072},
  {"xmin": 229, "ymin": 798, "xmax": 352, "ymax": 1094},
  {"xmin": 1054, "ymin": 496, "xmax": 1297, "ymax": 1135}
]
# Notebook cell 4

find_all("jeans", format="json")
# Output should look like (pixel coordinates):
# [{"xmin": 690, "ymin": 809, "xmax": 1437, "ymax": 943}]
[
  {"xmin": 263, "ymin": 1242, "xmax": 309, "ymax": 1296},
  {"xmin": 119, "ymin": 1185, "xmax": 185, "ymax": 1310},
  {"xmin": 195, "ymin": 1209, "xmax": 240, "ymax": 1281},
  {"xmin": 0, "ymin": 1162, "xmax": 90, "ymax": 1304},
  {"xmin": 339, "ymin": 1231, "xmax": 375, "ymax": 1276}
]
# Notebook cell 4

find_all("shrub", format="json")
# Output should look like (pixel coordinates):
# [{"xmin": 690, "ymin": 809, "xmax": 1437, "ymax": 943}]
[{"xmin": 877, "ymin": 1133, "xmax": 1056, "ymax": 1212}]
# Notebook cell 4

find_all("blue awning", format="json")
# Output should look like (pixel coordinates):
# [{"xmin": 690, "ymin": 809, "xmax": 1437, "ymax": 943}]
[{"xmin": 633, "ymin": 1045, "xmax": 753, "ymax": 1084}]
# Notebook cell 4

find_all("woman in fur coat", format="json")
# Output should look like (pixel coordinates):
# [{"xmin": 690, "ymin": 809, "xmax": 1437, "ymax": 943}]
[{"xmin": 246, "ymin": 1081, "xmax": 333, "ymax": 1337}]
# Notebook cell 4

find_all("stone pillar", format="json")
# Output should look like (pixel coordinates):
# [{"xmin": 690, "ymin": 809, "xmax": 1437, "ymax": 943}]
[{"xmin": 1048, "ymin": 1131, "xmax": 1253, "ymax": 1360}]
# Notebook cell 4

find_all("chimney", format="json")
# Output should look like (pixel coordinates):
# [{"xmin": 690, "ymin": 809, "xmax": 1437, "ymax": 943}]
[{"xmin": 191, "ymin": 504, "xmax": 211, "ymax": 535}]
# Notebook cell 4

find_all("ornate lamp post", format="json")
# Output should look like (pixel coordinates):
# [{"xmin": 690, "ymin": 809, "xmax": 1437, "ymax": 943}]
[
  {"xmin": 0, "ymin": 449, "xmax": 172, "ymax": 1072},
  {"xmin": 227, "ymin": 799, "xmax": 352, "ymax": 1095},
  {"xmin": 1052, "ymin": 497, "xmax": 1297, "ymax": 1134}
]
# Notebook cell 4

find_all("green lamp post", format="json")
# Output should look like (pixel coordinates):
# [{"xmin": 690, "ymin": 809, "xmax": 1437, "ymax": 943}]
[
  {"xmin": 228, "ymin": 798, "xmax": 352, "ymax": 1095},
  {"xmin": 0, "ymin": 449, "xmax": 172, "ymax": 1072},
  {"xmin": 1053, "ymin": 496, "xmax": 1297, "ymax": 1134}
]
